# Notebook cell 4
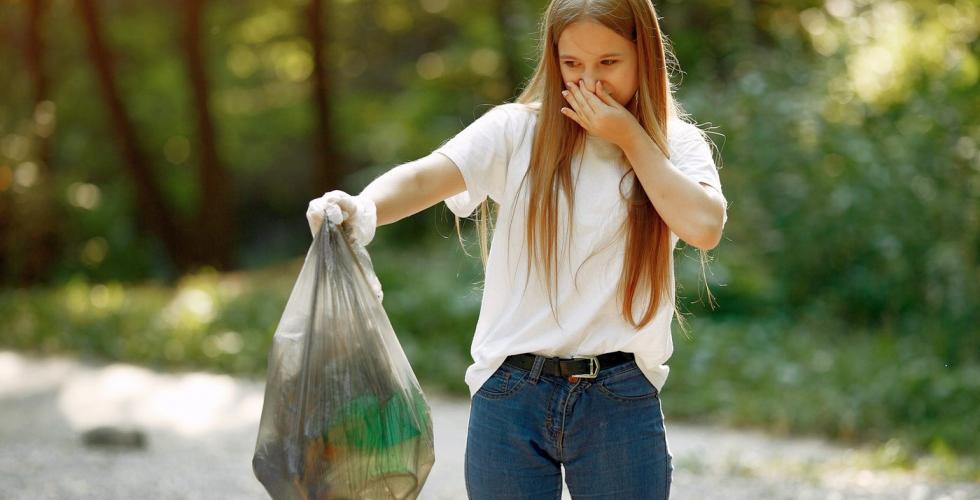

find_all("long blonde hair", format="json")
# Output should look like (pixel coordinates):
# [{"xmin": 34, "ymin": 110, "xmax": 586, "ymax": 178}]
[{"xmin": 453, "ymin": 0, "xmax": 719, "ymax": 333}]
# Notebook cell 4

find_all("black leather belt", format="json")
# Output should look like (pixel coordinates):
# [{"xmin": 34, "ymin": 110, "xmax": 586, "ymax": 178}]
[{"xmin": 502, "ymin": 351, "xmax": 635, "ymax": 379}]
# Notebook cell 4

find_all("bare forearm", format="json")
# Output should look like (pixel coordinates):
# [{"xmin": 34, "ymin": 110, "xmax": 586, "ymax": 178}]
[
  {"xmin": 357, "ymin": 153, "xmax": 465, "ymax": 226},
  {"xmin": 619, "ymin": 125, "xmax": 726, "ymax": 249},
  {"xmin": 357, "ymin": 163, "xmax": 422, "ymax": 226}
]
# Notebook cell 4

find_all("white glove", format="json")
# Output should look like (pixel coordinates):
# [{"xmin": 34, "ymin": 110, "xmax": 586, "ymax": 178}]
[
  {"xmin": 305, "ymin": 190, "xmax": 378, "ymax": 247},
  {"xmin": 305, "ymin": 190, "xmax": 383, "ymax": 303}
]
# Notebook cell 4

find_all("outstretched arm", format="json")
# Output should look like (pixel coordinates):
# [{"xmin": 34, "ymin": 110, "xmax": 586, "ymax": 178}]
[{"xmin": 358, "ymin": 152, "xmax": 466, "ymax": 226}]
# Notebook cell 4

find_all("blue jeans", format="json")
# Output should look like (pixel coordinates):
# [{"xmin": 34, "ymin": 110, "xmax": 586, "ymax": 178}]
[{"xmin": 465, "ymin": 354, "xmax": 672, "ymax": 499}]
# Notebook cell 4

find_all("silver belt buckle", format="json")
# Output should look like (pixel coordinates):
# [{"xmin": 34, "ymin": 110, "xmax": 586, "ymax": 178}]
[{"xmin": 571, "ymin": 355, "xmax": 600, "ymax": 379}]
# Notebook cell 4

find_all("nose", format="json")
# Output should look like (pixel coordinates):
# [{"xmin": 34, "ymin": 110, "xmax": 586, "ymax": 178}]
[
  {"xmin": 580, "ymin": 72, "xmax": 608, "ymax": 95},
  {"xmin": 581, "ymin": 75, "xmax": 598, "ymax": 93},
  {"xmin": 578, "ymin": 75, "xmax": 599, "ymax": 94}
]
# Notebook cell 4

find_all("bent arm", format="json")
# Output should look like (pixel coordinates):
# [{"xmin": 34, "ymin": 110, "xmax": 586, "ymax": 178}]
[
  {"xmin": 358, "ymin": 152, "xmax": 466, "ymax": 226},
  {"xmin": 620, "ymin": 125, "xmax": 726, "ymax": 250}
]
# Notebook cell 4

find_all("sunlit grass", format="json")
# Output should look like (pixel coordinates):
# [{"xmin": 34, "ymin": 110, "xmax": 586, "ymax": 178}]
[
  {"xmin": 3, "ymin": 236, "xmax": 978, "ymax": 482},
  {"xmin": 666, "ymin": 316, "xmax": 980, "ymax": 482}
]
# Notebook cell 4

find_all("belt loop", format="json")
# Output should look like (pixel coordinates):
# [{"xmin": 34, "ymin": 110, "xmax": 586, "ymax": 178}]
[{"xmin": 528, "ymin": 355, "xmax": 546, "ymax": 383}]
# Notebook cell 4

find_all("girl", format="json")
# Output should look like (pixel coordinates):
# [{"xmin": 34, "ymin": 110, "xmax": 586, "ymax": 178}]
[{"xmin": 307, "ymin": 0, "xmax": 727, "ymax": 497}]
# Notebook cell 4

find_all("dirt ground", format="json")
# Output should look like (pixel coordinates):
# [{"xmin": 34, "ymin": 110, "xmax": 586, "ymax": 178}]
[{"xmin": 0, "ymin": 350, "xmax": 977, "ymax": 499}]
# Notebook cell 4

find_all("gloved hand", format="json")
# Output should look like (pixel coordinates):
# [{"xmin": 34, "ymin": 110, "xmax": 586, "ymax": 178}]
[
  {"xmin": 306, "ymin": 190, "xmax": 383, "ymax": 303},
  {"xmin": 306, "ymin": 190, "xmax": 378, "ymax": 247}
]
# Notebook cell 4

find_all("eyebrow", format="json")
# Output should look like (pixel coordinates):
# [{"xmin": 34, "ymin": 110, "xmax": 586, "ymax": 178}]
[{"xmin": 558, "ymin": 52, "xmax": 623, "ymax": 60}]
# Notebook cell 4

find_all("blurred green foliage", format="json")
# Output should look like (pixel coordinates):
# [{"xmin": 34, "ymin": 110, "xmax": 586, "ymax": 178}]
[
  {"xmin": 669, "ymin": 317, "xmax": 980, "ymax": 480},
  {"xmin": 2, "ymin": 241, "xmax": 978, "ymax": 480},
  {"xmin": 0, "ymin": 222, "xmax": 482, "ymax": 391},
  {"xmin": 1, "ymin": 0, "xmax": 975, "ymax": 330},
  {"xmin": 1, "ymin": 0, "xmax": 978, "ymax": 479}
]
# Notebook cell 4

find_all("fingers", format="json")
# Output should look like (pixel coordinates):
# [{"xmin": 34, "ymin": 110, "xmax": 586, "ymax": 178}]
[
  {"xmin": 596, "ymin": 81, "xmax": 617, "ymax": 106},
  {"xmin": 581, "ymin": 83, "xmax": 605, "ymax": 111},
  {"xmin": 561, "ymin": 83, "xmax": 583, "ymax": 115},
  {"xmin": 560, "ymin": 90, "xmax": 575, "ymax": 115},
  {"xmin": 561, "ymin": 83, "xmax": 587, "ymax": 129},
  {"xmin": 333, "ymin": 196, "xmax": 356, "ymax": 220},
  {"xmin": 307, "ymin": 191, "xmax": 346, "ymax": 237},
  {"xmin": 322, "ymin": 190, "xmax": 354, "ymax": 211},
  {"xmin": 564, "ymin": 80, "xmax": 595, "ymax": 114},
  {"xmin": 306, "ymin": 210, "xmax": 322, "ymax": 237},
  {"xmin": 306, "ymin": 198, "xmax": 327, "ymax": 236},
  {"xmin": 560, "ymin": 106, "xmax": 584, "ymax": 129},
  {"xmin": 314, "ymin": 190, "xmax": 353, "ymax": 224},
  {"xmin": 347, "ymin": 196, "xmax": 377, "ymax": 247},
  {"xmin": 324, "ymin": 203, "xmax": 345, "ymax": 226},
  {"xmin": 306, "ymin": 191, "xmax": 377, "ymax": 246}
]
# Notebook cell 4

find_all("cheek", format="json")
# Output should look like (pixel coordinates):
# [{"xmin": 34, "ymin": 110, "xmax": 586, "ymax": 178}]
[
  {"xmin": 608, "ymin": 72, "xmax": 636, "ymax": 103},
  {"xmin": 612, "ymin": 66, "xmax": 637, "ymax": 87}
]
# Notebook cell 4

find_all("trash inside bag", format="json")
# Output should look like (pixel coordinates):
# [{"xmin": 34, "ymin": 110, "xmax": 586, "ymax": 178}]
[{"xmin": 253, "ymin": 219, "xmax": 435, "ymax": 500}]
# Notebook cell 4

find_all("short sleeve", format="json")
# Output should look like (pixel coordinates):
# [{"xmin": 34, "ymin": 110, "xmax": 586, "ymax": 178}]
[
  {"xmin": 669, "ymin": 121, "xmax": 727, "ymax": 226},
  {"xmin": 434, "ymin": 104, "xmax": 514, "ymax": 218}
]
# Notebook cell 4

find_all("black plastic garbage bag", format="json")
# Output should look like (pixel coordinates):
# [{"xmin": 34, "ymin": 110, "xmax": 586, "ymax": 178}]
[{"xmin": 253, "ymin": 219, "xmax": 435, "ymax": 500}]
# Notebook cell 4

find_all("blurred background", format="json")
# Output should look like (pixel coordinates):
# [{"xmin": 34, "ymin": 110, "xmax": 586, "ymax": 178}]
[{"xmin": 1, "ymin": 0, "xmax": 978, "ymax": 488}]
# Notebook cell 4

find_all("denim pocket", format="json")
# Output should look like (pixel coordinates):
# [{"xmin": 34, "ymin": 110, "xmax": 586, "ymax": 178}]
[
  {"xmin": 596, "ymin": 364, "xmax": 659, "ymax": 401},
  {"xmin": 475, "ymin": 363, "xmax": 529, "ymax": 400}
]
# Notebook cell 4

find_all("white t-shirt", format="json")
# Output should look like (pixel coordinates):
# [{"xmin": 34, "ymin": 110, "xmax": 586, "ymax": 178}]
[{"xmin": 432, "ymin": 102, "xmax": 726, "ymax": 399}]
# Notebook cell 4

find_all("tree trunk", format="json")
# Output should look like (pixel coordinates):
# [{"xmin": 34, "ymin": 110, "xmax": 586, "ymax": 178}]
[
  {"xmin": 181, "ymin": 0, "xmax": 236, "ymax": 270},
  {"xmin": 492, "ymin": 0, "xmax": 521, "ymax": 99},
  {"xmin": 26, "ymin": 0, "xmax": 51, "ymax": 176},
  {"xmin": 19, "ymin": 0, "xmax": 61, "ymax": 285},
  {"xmin": 76, "ymin": 0, "xmax": 194, "ymax": 273},
  {"xmin": 307, "ymin": 0, "xmax": 343, "ymax": 195},
  {"xmin": 0, "ymin": 0, "xmax": 61, "ymax": 286}
]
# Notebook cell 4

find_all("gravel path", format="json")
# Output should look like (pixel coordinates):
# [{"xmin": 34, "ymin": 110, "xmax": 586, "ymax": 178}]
[{"xmin": 0, "ymin": 350, "xmax": 977, "ymax": 499}]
